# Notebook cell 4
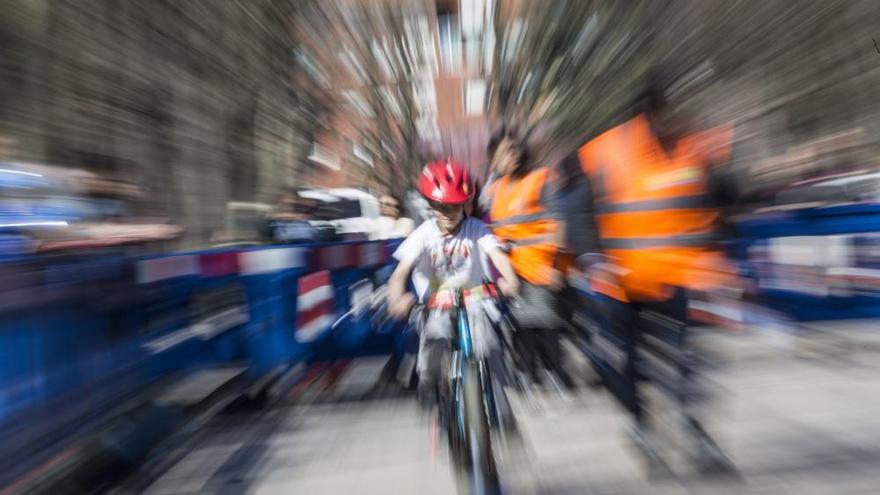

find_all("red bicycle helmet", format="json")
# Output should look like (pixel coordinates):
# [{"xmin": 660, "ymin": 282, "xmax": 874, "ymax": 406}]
[{"xmin": 418, "ymin": 159, "xmax": 472, "ymax": 205}]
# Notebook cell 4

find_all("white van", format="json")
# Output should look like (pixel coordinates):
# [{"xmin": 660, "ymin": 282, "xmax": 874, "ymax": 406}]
[{"xmin": 297, "ymin": 188, "xmax": 381, "ymax": 239}]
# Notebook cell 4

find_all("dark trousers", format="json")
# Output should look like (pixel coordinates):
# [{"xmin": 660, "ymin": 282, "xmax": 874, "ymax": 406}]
[
  {"xmin": 603, "ymin": 288, "xmax": 690, "ymax": 423},
  {"xmin": 599, "ymin": 289, "xmax": 734, "ymax": 469}
]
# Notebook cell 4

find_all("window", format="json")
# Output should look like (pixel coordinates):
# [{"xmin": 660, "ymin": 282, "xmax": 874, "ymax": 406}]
[
  {"xmin": 460, "ymin": 0, "xmax": 484, "ymax": 40},
  {"xmin": 465, "ymin": 79, "xmax": 486, "ymax": 116},
  {"xmin": 437, "ymin": 13, "xmax": 462, "ymax": 73},
  {"xmin": 308, "ymin": 142, "xmax": 340, "ymax": 170},
  {"xmin": 353, "ymin": 143, "xmax": 373, "ymax": 166}
]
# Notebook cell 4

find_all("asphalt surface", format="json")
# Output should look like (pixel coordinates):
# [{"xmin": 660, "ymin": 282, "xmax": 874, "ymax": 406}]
[{"xmin": 135, "ymin": 322, "xmax": 880, "ymax": 494}]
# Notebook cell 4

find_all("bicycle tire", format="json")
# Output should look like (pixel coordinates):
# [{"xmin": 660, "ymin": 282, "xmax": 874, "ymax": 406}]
[
  {"xmin": 438, "ymin": 351, "xmax": 468, "ymax": 469},
  {"xmin": 462, "ymin": 361, "xmax": 500, "ymax": 494}
]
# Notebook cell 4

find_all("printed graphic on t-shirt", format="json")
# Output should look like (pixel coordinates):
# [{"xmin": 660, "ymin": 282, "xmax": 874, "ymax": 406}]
[{"xmin": 431, "ymin": 237, "xmax": 472, "ymax": 288}]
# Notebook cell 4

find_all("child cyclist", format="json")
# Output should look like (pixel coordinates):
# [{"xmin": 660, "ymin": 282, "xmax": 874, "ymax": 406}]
[{"xmin": 388, "ymin": 159, "xmax": 520, "ymax": 405}]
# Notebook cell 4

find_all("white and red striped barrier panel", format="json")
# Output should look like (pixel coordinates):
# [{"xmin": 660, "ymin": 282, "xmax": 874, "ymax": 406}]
[
  {"xmin": 749, "ymin": 234, "xmax": 880, "ymax": 296},
  {"xmin": 136, "ymin": 246, "xmax": 309, "ymax": 283},
  {"xmin": 311, "ymin": 242, "xmax": 394, "ymax": 272},
  {"xmin": 357, "ymin": 242, "xmax": 387, "ymax": 268},
  {"xmin": 687, "ymin": 296, "xmax": 745, "ymax": 331},
  {"xmin": 199, "ymin": 252, "xmax": 240, "ymax": 278},
  {"xmin": 314, "ymin": 244, "xmax": 357, "ymax": 271},
  {"xmin": 136, "ymin": 254, "xmax": 199, "ymax": 284},
  {"xmin": 239, "ymin": 247, "xmax": 306, "ymax": 275},
  {"xmin": 135, "ymin": 242, "xmax": 394, "ymax": 284},
  {"xmin": 295, "ymin": 270, "xmax": 336, "ymax": 343}
]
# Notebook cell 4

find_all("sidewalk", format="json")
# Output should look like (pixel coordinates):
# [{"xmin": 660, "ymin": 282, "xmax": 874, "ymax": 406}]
[{"xmin": 142, "ymin": 325, "xmax": 880, "ymax": 494}]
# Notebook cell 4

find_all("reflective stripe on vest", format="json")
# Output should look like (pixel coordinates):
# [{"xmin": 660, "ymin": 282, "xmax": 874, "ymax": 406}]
[
  {"xmin": 601, "ymin": 233, "xmax": 720, "ymax": 250},
  {"xmin": 509, "ymin": 234, "xmax": 557, "ymax": 247},
  {"xmin": 594, "ymin": 195, "xmax": 711, "ymax": 214},
  {"xmin": 490, "ymin": 211, "xmax": 555, "ymax": 228}
]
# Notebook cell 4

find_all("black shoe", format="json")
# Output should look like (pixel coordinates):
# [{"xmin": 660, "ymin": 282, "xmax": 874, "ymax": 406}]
[
  {"xmin": 697, "ymin": 455, "xmax": 740, "ymax": 478},
  {"xmin": 684, "ymin": 418, "xmax": 740, "ymax": 478}
]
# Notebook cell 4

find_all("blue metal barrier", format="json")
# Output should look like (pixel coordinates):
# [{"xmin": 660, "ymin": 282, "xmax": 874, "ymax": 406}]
[
  {"xmin": 0, "ymin": 238, "xmax": 403, "ymax": 488},
  {"xmin": 736, "ymin": 203, "xmax": 880, "ymax": 320}
]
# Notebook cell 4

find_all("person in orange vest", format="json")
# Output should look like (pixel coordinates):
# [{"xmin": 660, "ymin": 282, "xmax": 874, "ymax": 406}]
[
  {"xmin": 485, "ymin": 124, "xmax": 578, "ymax": 389},
  {"xmin": 573, "ymin": 73, "xmax": 740, "ymax": 475}
]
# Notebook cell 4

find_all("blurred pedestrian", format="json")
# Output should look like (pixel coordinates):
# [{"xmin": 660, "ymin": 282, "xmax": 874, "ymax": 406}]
[
  {"xmin": 572, "ymin": 71, "xmax": 739, "ymax": 475},
  {"xmin": 372, "ymin": 194, "xmax": 415, "ymax": 239},
  {"xmin": 485, "ymin": 123, "xmax": 577, "ymax": 389}
]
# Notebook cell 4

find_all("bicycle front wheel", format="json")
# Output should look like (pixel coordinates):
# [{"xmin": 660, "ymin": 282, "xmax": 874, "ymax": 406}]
[{"xmin": 462, "ymin": 360, "xmax": 500, "ymax": 495}]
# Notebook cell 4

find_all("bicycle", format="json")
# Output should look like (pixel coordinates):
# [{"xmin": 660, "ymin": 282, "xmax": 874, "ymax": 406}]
[{"xmin": 413, "ymin": 286, "xmax": 503, "ymax": 495}]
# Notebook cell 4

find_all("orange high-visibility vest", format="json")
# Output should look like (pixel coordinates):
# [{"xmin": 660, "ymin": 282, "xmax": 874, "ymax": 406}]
[
  {"xmin": 577, "ymin": 113, "xmax": 734, "ymax": 302},
  {"xmin": 489, "ymin": 167, "xmax": 571, "ymax": 286}
]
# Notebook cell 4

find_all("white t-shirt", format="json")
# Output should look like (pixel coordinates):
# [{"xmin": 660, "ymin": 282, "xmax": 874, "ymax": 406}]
[{"xmin": 393, "ymin": 217, "xmax": 501, "ymax": 301}]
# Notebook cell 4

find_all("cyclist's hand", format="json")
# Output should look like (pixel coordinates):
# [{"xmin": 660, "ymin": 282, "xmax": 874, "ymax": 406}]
[
  {"xmin": 497, "ymin": 276, "xmax": 520, "ymax": 298},
  {"xmin": 388, "ymin": 292, "xmax": 415, "ymax": 320}
]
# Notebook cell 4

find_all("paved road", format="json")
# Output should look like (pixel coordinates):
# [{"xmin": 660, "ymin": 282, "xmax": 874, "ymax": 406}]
[{"xmin": 140, "ymin": 324, "xmax": 880, "ymax": 494}]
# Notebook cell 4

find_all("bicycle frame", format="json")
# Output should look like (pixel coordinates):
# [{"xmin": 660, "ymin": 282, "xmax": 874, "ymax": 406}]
[
  {"xmin": 450, "ymin": 289, "xmax": 471, "ymax": 440},
  {"xmin": 452, "ymin": 290, "xmax": 498, "ymax": 424},
  {"xmin": 455, "ymin": 290, "xmax": 474, "ymax": 358},
  {"xmin": 447, "ymin": 289, "xmax": 500, "ymax": 494}
]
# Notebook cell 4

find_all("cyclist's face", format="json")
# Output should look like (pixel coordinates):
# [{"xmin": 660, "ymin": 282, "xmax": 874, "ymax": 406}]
[{"xmin": 429, "ymin": 201, "xmax": 463, "ymax": 233}]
